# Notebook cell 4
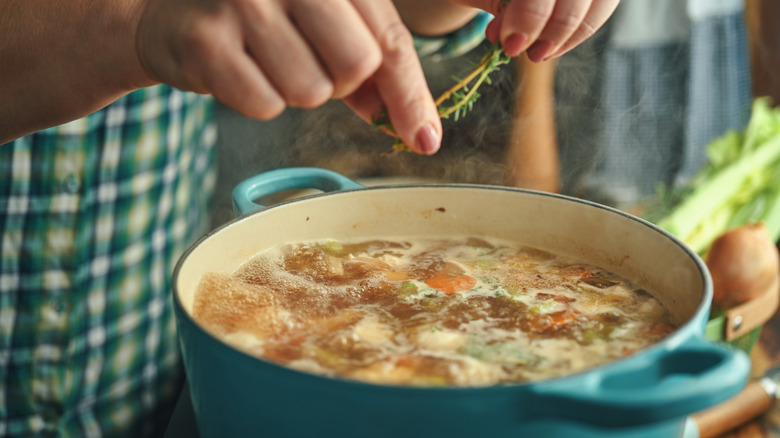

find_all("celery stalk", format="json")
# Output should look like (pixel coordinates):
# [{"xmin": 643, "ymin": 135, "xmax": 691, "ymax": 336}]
[
  {"xmin": 760, "ymin": 173, "xmax": 780, "ymax": 242},
  {"xmin": 653, "ymin": 98, "xmax": 780, "ymax": 254},
  {"xmin": 656, "ymin": 135, "xmax": 780, "ymax": 252}
]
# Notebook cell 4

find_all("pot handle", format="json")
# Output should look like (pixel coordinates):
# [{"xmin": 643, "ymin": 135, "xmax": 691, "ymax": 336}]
[
  {"xmin": 232, "ymin": 167, "xmax": 364, "ymax": 215},
  {"xmin": 531, "ymin": 336, "xmax": 750, "ymax": 427}
]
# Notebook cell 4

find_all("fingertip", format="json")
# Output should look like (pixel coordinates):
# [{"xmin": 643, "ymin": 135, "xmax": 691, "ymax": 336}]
[
  {"xmin": 526, "ymin": 40, "xmax": 554, "ymax": 63},
  {"xmin": 502, "ymin": 33, "xmax": 530, "ymax": 58},
  {"xmin": 288, "ymin": 78, "xmax": 334, "ymax": 109},
  {"xmin": 413, "ymin": 122, "xmax": 441, "ymax": 155},
  {"xmin": 485, "ymin": 16, "xmax": 501, "ymax": 43},
  {"xmin": 242, "ymin": 95, "xmax": 287, "ymax": 121}
]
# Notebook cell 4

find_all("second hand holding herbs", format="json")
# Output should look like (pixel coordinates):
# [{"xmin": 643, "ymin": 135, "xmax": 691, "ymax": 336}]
[{"xmin": 370, "ymin": 0, "xmax": 621, "ymax": 155}]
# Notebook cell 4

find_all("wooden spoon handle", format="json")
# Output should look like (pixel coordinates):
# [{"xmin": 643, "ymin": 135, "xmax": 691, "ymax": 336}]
[{"xmin": 691, "ymin": 381, "xmax": 773, "ymax": 438}]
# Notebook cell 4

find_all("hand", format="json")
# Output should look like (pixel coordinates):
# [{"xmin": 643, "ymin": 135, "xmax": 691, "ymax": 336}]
[
  {"xmin": 470, "ymin": 0, "xmax": 619, "ymax": 62},
  {"xmin": 136, "ymin": 0, "xmax": 442, "ymax": 154}
]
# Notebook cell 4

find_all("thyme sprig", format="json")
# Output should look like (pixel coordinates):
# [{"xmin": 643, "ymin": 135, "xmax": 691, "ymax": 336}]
[{"xmin": 374, "ymin": 41, "xmax": 511, "ymax": 154}]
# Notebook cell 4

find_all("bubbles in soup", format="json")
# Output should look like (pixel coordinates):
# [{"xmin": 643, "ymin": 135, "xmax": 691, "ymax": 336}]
[{"xmin": 192, "ymin": 237, "xmax": 679, "ymax": 386}]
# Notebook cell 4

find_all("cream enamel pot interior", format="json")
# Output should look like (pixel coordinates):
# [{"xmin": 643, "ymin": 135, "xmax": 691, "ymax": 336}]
[{"xmin": 173, "ymin": 167, "xmax": 750, "ymax": 438}]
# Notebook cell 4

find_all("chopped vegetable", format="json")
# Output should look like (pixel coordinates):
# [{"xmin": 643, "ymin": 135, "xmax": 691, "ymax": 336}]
[
  {"xmin": 528, "ymin": 299, "xmax": 562, "ymax": 315},
  {"xmin": 527, "ymin": 310, "xmax": 578, "ymax": 333},
  {"xmin": 706, "ymin": 223, "xmax": 780, "ymax": 309},
  {"xmin": 320, "ymin": 241, "xmax": 344, "ymax": 256},
  {"xmin": 548, "ymin": 310, "xmax": 577, "ymax": 329},
  {"xmin": 424, "ymin": 274, "xmax": 477, "ymax": 294}
]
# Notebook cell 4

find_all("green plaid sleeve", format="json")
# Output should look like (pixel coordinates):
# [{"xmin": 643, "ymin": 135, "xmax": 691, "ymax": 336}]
[{"xmin": 0, "ymin": 85, "xmax": 216, "ymax": 437}]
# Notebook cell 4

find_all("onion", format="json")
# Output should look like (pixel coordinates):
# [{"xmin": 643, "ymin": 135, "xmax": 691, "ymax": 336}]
[{"xmin": 706, "ymin": 223, "xmax": 780, "ymax": 309}]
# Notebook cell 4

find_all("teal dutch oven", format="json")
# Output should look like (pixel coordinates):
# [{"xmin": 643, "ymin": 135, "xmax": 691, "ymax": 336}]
[{"xmin": 173, "ymin": 167, "xmax": 750, "ymax": 438}]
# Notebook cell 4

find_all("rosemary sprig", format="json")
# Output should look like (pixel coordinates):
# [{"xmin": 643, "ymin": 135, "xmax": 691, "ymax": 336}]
[{"xmin": 374, "ymin": 41, "xmax": 511, "ymax": 154}]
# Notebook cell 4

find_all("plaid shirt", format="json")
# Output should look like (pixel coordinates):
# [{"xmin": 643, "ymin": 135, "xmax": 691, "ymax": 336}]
[{"xmin": 0, "ymin": 85, "xmax": 217, "ymax": 437}]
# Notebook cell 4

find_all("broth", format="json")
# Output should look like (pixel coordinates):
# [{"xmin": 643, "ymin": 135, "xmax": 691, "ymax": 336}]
[{"xmin": 192, "ymin": 236, "xmax": 678, "ymax": 386}]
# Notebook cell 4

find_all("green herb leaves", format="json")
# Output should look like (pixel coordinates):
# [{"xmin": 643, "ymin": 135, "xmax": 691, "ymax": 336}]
[{"xmin": 374, "ymin": 41, "xmax": 511, "ymax": 154}]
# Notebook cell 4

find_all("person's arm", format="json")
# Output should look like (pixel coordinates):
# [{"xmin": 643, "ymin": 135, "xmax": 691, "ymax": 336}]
[
  {"xmin": 3, "ymin": 0, "xmax": 444, "ymax": 155},
  {"xmin": 505, "ymin": 56, "xmax": 559, "ymax": 192},
  {"xmin": 746, "ymin": 0, "xmax": 780, "ymax": 105},
  {"xmin": 0, "ymin": 0, "xmax": 152, "ymax": 144}
]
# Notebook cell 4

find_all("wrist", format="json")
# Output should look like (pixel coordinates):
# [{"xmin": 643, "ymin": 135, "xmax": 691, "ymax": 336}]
[{"xmin": 103, "ymin": 0, "xmax": 159, "ymax": 91}]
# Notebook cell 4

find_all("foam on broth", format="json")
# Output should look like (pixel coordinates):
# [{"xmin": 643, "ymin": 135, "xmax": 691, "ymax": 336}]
[{"xmin": 192, "ymin": 236, "xmax": 679, "ymax": 387}]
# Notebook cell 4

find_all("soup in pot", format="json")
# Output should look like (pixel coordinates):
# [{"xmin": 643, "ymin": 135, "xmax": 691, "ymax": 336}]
[{"xmin": 192, "ymin": 236, "xmax": 678, "ymax": 386}]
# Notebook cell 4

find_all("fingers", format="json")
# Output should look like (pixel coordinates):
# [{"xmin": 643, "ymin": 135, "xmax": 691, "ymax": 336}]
[
  {"xmin": 249, "ymin": 0, "xmax": 440, "ymax": 154},
  {"xmin": 286, "ymin": 0, "xmax": 382, "ymax": 99},
  {"xmin": 201, "ymin": 31, "xmax": 287, "ymax": 120},
  {"xmin": 137, "ymin": 1, "xmax": 288, "ymax": 120},
  {"xmin": 271, "ymin": 0, "xmax": 441, "ymax": 154},
  {"xmin": 475, "ymin": 0, "xmax": 618, "ymax": 61},
  {"xmin": 242, "ymin": 0, "xmax": 334, "ymax": 109},
  {"xmin": 497, "ymin": 0, "xmax": 556, "ymax": 57},
  {"xmin": 547, "ymin": 0, "xmax": 619, "ymax": 58},
  {"xmin": 525, "ymin": 0, "xmax": 591, "ymax": 62},
  {"xmin": 485, "ymin": 10, "xmax": 503, "ymax": 43},
  {"xmin": 137, "ymin": 0, "xmax": 439, "ymax": 154},
  {"xmin": 347, "ymin": 0, "xmax": 442, "ymax": 154}
]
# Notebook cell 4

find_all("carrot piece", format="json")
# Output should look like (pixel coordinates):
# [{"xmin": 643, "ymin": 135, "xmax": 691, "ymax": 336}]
[
  {"xmin": 548, "ymin": 310, "xmax": 576, "ymax": 328},
  {"xmin": 424, "ymin": 274, "xmax": 477, "ymax": 294},
  {"xmin": 526, "ymin": 310, "xmax": 578, "ymax": 334}
]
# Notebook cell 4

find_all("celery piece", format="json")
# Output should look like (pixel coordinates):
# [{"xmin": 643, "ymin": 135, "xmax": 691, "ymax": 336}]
[
  {"xmin": 655, "ymin": 99, "xmax": 780, "ymax": 253},
  {"xmin": 321, "ymin": 240, "xmax": 344, "ymax": 255},
  {"xmin": 704, "ymin": 130, "xmax": 743, "ymax": 171},
  {"xmin": 727, "ymin": 167, "xmax": 780, "ymax": 232},
  {"xmin": 759, "ymin": 170, "xmax": 780, "ymax": 242},
  {"xmin": 657, "ymin": 134, "xmax": 780, "ymax": 252},
  {"xmin": 680, "ymin": 205, "xmax": 735, "ymax": 255}
]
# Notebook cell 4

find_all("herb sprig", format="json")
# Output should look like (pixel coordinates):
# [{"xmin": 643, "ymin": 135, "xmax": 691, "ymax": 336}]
[{"xmin": 373, "ymin": 41, "xmax": 511, "ymax": 154}]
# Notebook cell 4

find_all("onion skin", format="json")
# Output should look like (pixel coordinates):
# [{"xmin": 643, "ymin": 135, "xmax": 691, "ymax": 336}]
[{"xmin": 706, "ymin": 223, "xmax": 780, "ymax": 310}]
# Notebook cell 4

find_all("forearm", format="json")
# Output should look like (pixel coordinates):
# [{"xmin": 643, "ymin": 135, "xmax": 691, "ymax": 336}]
[
  {"xmin": 392, "ymin": 0, "xmax": 479, "ymax": 36},
  {"xmin": 0, "ymin": 0, "xmax": 154, "ymax": 144},
  {"xmin": 506, "ymin": 56, "xmax": 559, "ymax": 192},
  {"xmin": 747, "ymin": 0, "xmax": 780, "ymax": 105}
]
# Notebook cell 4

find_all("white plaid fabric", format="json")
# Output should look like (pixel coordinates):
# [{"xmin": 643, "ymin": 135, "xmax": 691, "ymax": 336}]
[{"xmin": 0, "ymin": 85, "xmax": 216, "ymax": 437}]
